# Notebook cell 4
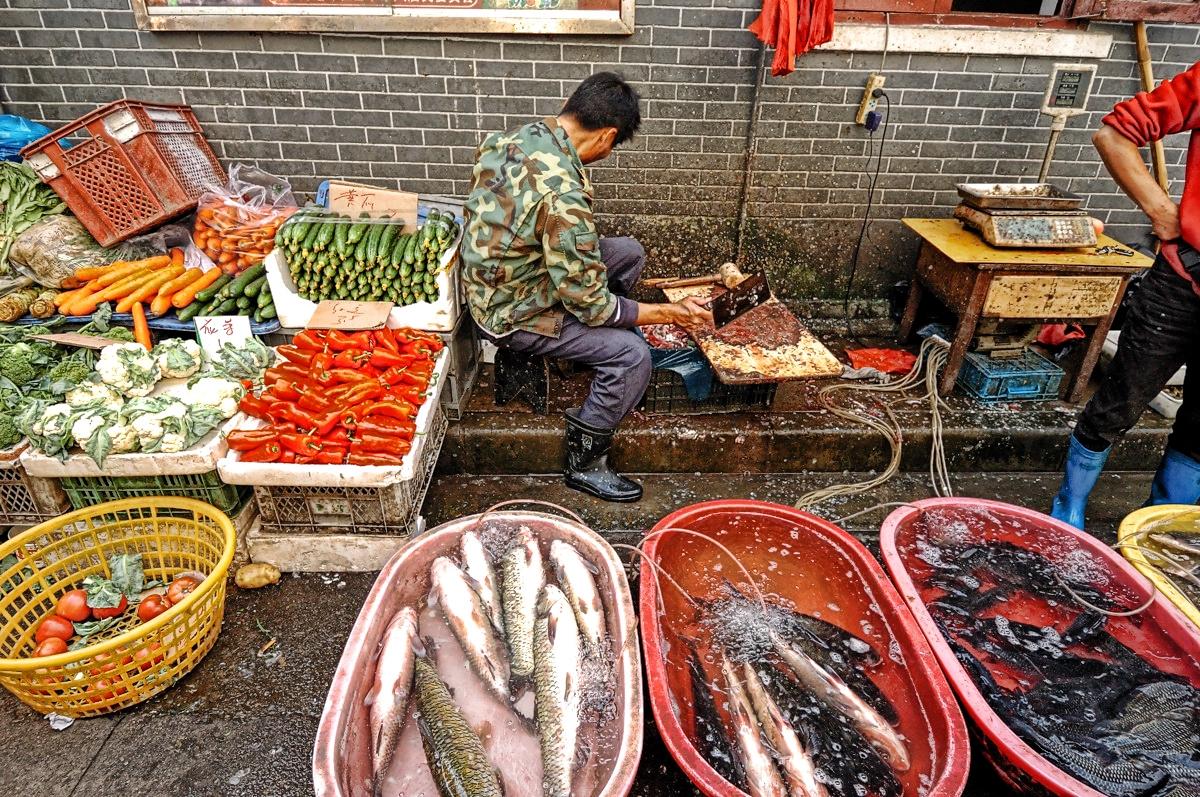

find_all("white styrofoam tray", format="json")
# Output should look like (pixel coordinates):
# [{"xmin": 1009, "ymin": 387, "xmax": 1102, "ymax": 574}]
[
  {"xmin": 218, "ymin": 348, "xmax": 449, "ymax": 488},
  {"xmin": 1103, "ymin": 331, "xmax": 1185, "ymax": 386},
  {"xmin": 21, "ymin": 414, "xmax": 244, "ymax": 478},
  {"xmin": 264, "ymin": 224, "xmax": 463, "ymax": 333}
]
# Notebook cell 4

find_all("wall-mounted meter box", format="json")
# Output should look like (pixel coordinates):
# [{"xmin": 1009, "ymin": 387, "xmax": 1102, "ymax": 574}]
[{"xmin": 1041, "ymin": 63, "xmax": 1097, "ymax": 117}]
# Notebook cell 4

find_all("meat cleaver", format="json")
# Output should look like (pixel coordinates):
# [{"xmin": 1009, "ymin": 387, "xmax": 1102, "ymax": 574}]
[{"xmin": 711, "ymin": 272, "xmax": 771, "ymax": 328}]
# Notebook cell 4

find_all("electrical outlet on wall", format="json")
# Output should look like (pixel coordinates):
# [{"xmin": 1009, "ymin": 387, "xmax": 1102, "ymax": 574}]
[{"xmin": 856, "ymin": 73, "xmax": 886, "ymax": 126}]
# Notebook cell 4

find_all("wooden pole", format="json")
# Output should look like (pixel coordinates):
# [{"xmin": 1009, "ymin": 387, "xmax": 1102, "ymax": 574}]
[{"xmin": 1135, "ymin": 21, "xmax": 1171, "ymax": 192}]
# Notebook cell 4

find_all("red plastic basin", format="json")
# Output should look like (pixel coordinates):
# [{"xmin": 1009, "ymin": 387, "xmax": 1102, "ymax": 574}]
[
  {"xmin": 880, "ymin": 498, "xmax": 1200, "ymax": 797},
  {"xmin": 641, "ymin": 499, "xmax": 970, "ymax": 797}
]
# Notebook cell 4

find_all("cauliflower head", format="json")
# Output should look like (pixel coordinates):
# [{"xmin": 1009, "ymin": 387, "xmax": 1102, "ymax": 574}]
[
  {"xmin": 65, "ymin": 380, "xmax": 125, "ymax": 411},
  {"xmin": 96, "ymin": 343, "xmax": 159, "ymax": 398},
  {"xmin": 187, "ymin": 376, "xmax": 245, "ymax": 419},
  {"xmin": 152, "ymin": 339, "xmax": 203, "ymax": 380},
  {"xmin": 131, "ymin": 399, "xmax": 189, "ymax": 453},
  {"xmin": 39, "ymin": 403, "xmax": 75, "ymax": 439},
  {"xmin": 72, "ymin": 409, "xmax": 139, "ymax": 466}
]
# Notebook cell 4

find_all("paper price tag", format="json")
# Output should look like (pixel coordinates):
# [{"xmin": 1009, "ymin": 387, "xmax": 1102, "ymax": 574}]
[
  {"xmin": 307, "ymin": 300, "xmax": 393, "ymax": 330},
  {"xmin": 325, "ymin": 180, "xmax": 418, "ymax": 229},
  {"xmin": 194, "ymin": 315, "xmax": 253, "ymax": 358}
]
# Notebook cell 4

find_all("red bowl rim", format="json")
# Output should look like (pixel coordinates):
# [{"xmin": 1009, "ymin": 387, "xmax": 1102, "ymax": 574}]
[
  {"xmin": 878, "ymin": 496, "xmax": 1200, "ymax": 797},
  {"xmin": 640, "ymin": 498, "xmax": 971, "ymax": 797}
]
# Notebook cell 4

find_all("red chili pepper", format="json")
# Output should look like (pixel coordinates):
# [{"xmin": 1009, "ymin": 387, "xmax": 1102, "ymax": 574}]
[
  {"xmin": 268, "ymin": 379, "xmax": 302, "ymax": 402},
  {"xmin": 277, "ymin": 345, "xmax": 315, "ymax": 366},
  {"xmin": 239, "ymin": 394, "xmax": 277, "ymax": 420},
  {"xmin": 369, "ymin": 349, "xmax": 417, "ymax": 369},
  {"xmin": 226, "ymin": 429, "xmax": 280, "ymax": 451},
  {"xmin": 293, "ymin": 330, "xmax": 328, "ymax": 352},
  {"xmin": 265, "ymin": 363, "xmax": 310, "ymax": 385},
  {"xmin": 356, "ymin": 418, "xmax": 415, "ymax": 440},
  {"xmin": 347, "ymin": 452, "xmax": 407, "ymax": 466},
  {"xmin": 279, "ymin": 449, "xmax": 297, "ymax": 463},
  {"xmin": 240, "ymin": 442, "xmax": 282, "ymax": 463},
  {"xmin": 330, "ymin": 368, "xmax": 375, "ymax": 386},
  {"xmin": 378, "ymin": 385, "xmax": 422, "ymax": 404},
  {"xmin": 311, "ymin": 447, "xmax": 347, "ymax": 465},
  {"xmin": 333, "ymin": 348, "xmax": 372, "ymax": 369},
  {"xmin": 297, "ymin": 392, "xmax": 332, "ymax": 414},
  {"xmin": 326, "ymin": 330, "xmax": 374, "ymax": 351},
  {"xmin": 343, "ymin": 382, "xmax": 384, "ymax": 405},
  {"xmin": 364, "ymin": 400, "xmax": 415, "ymax": 420},
  {"xmin": 310, "ymin": 352, "xmax": 335, "ymax": 384},
  {"xmin": 272, "ymin": 403, "xmax": 320, "ymax": 431},
  {"xmin": 372, "ymin": 329, "xmax": 400, "ymax": 353},
  {"xmin": 391, "ymin": 369, "xmax": 427, "ymax": 388},
  {"xmin": 314, "ymin": 411, "xmax": 340, "ymax": 437},
  {"xmin": 351, "ymin": 434, "xmax": 412, "ymax": 456},
  {"xmin": 323, "ymin": 427, "xmax": 351, "ymax": 445},
  {"xmin": 279, "ymin": 433, "xmax": 322, "ymax": 456}
]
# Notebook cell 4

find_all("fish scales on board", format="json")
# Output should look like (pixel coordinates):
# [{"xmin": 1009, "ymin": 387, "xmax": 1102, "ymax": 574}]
[
  {"xmin": 412, "ymin": 655, "xmax": 505, "ymax": 797},
  {"xmin": 430, "ymin": 556, "xmax": 511, "ymax": 701},
  {"xmin": 502, "ymin": 527, "xmax": 545, "ymax": 680},
  {"xmin": 533, "ymin": 584, "xmax": 583, "ymax": 797},
  {"xmin": 368, "ymin": 607, "xmax": 419, "ymax": 796},
  {"xmin": 918, "ymin": 529, "xmax": 1200, "ymax": 797},
  {"xmin": 549, "ymin": 539, "xmax": 607, "ymax": 653},
  {"xmin": 462, "ymin": 529, "xmax": 506, "ymax": 636}
]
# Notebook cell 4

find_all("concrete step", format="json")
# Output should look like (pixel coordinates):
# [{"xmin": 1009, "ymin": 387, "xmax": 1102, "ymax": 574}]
[{"xmin": 423, "ymin": 470, "xmax": 1144, "ymax": 544}]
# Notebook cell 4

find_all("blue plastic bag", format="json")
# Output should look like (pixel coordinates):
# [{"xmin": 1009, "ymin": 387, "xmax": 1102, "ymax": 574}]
[
  {"xmin": 648, "ymin": 344, "xmax": 714, "ymax": 402},
  {"xmin": 0, "ymin": 115, "xmax": 52, "ymax": 162}
]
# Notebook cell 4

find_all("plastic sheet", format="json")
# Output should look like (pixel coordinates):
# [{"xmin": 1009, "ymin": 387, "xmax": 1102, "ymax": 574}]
[
  {"xmin": 192, "ymin": 164, "xmax": 297, "ymax": 275},
  {"xmin": 648, "ymin": 342, "xmax": 713, "ymax": 402},
  {"xmin": 0, "ymin": 115, "xmax": 51, "ymax": 162}
]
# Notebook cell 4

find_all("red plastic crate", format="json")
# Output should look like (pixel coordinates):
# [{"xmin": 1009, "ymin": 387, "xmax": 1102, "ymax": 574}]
[{"xmin": 20, "ymin": 100, "xmax": 225, "ymax": 246}]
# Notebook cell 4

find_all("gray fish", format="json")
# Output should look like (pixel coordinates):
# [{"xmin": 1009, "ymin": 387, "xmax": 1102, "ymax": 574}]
[
  {"xmin": 431, "ymin": 556, "xmax": 511, "ymax": 701},
  {"xmin": 773, "ymin": 637, "xmax": 911, "ymax": 772},
  {"xmin": 501, "ymin": 527, "xmax": 544, "ymax": 679},
  {"xmin": 461, "ymin": 529, "xmax": 505, "ymax": 634},
  {"xmin": 534, "ymin": 584, "xmax": 582, "ymax": 797},
  {"xmin": 413, "ymin": 654, "xmax": 505, "ymax": 797},
  {"xmin": 549, "ymin": 539, "xmax": 606, "ymax": 652},
  {"xmin": 740, "ymin": 662, "xmax": 828, "ymax": 797},
  {"xmin": 721, "ymin": 655, "xmax": 787, "ymax": 797},
  {"xmin": 368, "ymin": 606, "xmax": 418, "ymax": 795}
]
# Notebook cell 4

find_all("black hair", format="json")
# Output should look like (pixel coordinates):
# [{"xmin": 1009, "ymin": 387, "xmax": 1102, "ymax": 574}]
[{"xmin": 561, "ymin": 72, "xmax": 642, "ymax": 145}]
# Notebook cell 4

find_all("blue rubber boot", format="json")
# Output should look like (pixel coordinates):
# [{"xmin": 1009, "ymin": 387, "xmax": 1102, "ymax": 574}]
[
  {"xmin": 1148, "ymin": 449, "xmax": 1200, "ymax": 506},
  {"xmin": 1050, "ymin": 436, "xmax": 1111, "ymax": 529}
]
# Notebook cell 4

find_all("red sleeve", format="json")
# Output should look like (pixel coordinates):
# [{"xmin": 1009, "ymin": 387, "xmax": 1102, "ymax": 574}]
[{"xmin": 1103, "ymin": 61, "xmax": 1200, "ymax": 146}]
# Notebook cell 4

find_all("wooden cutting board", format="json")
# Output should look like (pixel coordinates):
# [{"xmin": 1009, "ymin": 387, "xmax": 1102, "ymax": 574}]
[{"xmin": 662, "ymin": 284, "xmax": 842, "ymax": 384}]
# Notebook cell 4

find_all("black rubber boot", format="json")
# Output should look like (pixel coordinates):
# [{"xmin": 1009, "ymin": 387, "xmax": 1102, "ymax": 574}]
[{"xmin": 564, "ymin": 408, "xmax": 643, "ymax": 503}]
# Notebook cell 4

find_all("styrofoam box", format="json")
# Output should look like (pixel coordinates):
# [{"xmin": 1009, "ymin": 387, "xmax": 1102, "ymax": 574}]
[
  {"xmin": 20, "ymin": 375, "xmax": 246, "ymax": 478},
  {"xmin": 1103, "ymin": 331, "xmax": 1185, "ymax": 386},
  {"xmin": 218, "ymin": 348, "xmax": 449, "ymax": 488},
  {"xmin": 264, "ymin": 219, "xmax": 463, "ymax": 333}
]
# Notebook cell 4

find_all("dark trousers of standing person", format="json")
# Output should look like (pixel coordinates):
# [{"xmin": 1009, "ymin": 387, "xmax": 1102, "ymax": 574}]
[
  {"xmin": 485, "ymin": 236, "xmax": 651, "ymax": 428},
  {"xmin": 1051, "ymin": 250, "xmax": 1200, "ymax": 528},
  {"xmin": 480, "ymin": 236, "xmax": 651, "ymax": 503}
]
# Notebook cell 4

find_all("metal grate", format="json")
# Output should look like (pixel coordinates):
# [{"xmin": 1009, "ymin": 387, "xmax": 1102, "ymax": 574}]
[{"xmin": 253, "ymin": 408, "xmax": 446, "ymax": 536}]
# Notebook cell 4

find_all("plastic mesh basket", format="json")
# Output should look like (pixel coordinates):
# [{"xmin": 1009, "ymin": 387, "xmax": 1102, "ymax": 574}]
[
  {"xmin": 60, "ymin": 471, "xmax": 246, "ymax": 515},
  {"xmin": 20, "ymin": 100, "xmax": 225, "ymax": 246},
  {"xmin": 0, "ymin": 498, "xmax": 235, "ymax": 718},
  {"xmin": 0, "ymin": 449, "xmax": 69, "ymax": 526},
  {"xmin": 640, "ymin": 368, "xmax": 776, "ymax": 415}
]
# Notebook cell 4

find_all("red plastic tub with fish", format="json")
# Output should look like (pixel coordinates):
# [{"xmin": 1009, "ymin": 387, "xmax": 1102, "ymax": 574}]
[
  {"xmin": 313, "ymin": 505, "xmax": 643, "ymax": 797},
  {"xmin": 640, "ymin": 499, "xmax": 970, "ymax": 797},
  {"xmin": 880, "ymin": 498, "xmax": 1200, "ymax": 797}
]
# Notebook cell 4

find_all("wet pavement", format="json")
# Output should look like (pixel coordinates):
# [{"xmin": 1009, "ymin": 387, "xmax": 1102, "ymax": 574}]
[{"xmin": 6, "ymin": 557, "xmax": 1020, "ymax": 796}]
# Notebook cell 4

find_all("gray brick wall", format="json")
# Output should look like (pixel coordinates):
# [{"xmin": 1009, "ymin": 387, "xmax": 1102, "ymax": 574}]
[{"xmin": 1, "ymin": 1, "xmax": 1198, "ymax": 308}]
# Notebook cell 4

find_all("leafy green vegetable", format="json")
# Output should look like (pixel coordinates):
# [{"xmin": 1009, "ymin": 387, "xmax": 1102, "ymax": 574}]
[
  {"xmin": 0, "ymin": 162, "xmax": 66, "ymax": 274},
  {"xmin": 71, "ymin": 616, "xmax": 119, "ymax": 642},
  {"xmin": 0, "ymin": 413, "xmax": 18, "ymax": 449},
  {"xmin": 109, "ymin": 553, "xmax": 144, "ymax": 599},
  {"xmin": 82, "ymin": 573, "xmax": 123, "ymax": 609}
]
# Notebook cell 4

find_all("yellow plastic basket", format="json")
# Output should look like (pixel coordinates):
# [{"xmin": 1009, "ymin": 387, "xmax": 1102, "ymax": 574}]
[
  {"xmin": 0, "ymin": 497, "xmax": 235, "ymax": 718},
  {"xmin": 1117, "ymin": 504, "xmax": 1200, "ymax": 631}
]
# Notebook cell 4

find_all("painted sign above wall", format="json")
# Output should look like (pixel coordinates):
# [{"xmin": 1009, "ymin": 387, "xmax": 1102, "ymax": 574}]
[{"xmin": 130, "ymin": 0, "xmax": 633, "ymax": 34}]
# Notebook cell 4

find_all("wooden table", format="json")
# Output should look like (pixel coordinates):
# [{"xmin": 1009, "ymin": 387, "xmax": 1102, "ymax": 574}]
[{"xmin": 899, "ymin": 219, "xmax": 1153, "ymax": 402}]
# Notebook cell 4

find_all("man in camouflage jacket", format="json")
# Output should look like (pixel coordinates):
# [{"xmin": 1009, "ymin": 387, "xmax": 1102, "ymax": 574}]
[{"xmin": 461, "ymin": 73, "xmax": 710, "ymax": 502}]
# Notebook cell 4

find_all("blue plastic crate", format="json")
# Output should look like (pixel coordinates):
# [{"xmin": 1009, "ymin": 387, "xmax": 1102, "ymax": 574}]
[{"xmin": 957, "ymin": 348, "xmax": 1064, "ymax": 402}]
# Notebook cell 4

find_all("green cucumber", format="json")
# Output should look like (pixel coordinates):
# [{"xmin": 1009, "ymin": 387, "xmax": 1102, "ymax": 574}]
[
  {"xmin": 236, "ymin": 295, "xmax": 253, "ymax": 310},
  {"xmin": 346, "ymin": 214, "xmax": 370, "ymax": 244},
  {"xmin": 390, "ymin": 233, "xmax": 410, "ymax": 267},
  {"xmin": 333, "ymin": 218, "xmax": 350, "ymax": 256},
  {"xmin": 177, "ymin": 300, "xmax": 206, "ymax": 323},
  {"xmin": 301, "ymin": 216, "xmax": 324, "ymax": 253},
  {"xmin": 314, "ymin": 221, "xmax": 336, "ymax": 252},
  {"xmin": 226, "ymin": 263, "xmax": 266, "ymax": 297},
  {"xmin": 257, "ymin": 286, "xmax": 273, "ymax": 309},
  {"xmin": 376, "ymin": 222, "xmax": 400, "ymax": 264},
  {"xmin": 208, "ymin": 297, "xmax": 238, "ymax": 315},
  {"xmin": 403, "ymin": 234, "xmax": 418, "ymax": 265},
  {"xmin": 364, "ymin": 221, "xmax": 387, "ymax": 263},
  {"xmin": 194, "ymin": 273, "xmax": 232, "ymax": 304},
  {"xmin": 243, "ymin": 275, "xmax": 267, "ymax": 298}
]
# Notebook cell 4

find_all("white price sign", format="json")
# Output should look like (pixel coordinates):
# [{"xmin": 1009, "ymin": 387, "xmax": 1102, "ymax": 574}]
[{"xmin": 194, "ymin": 316, "xmax": 253, "ymax": 359}]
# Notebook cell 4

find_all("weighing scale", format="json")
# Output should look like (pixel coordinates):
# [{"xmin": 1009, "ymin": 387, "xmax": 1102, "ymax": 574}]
[{"xmin": 953, "ymin": 64, "xmax": 1100, "ymax": 250}]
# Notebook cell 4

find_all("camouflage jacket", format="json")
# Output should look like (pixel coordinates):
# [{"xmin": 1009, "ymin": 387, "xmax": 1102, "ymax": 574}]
[{"xmin": 460, "ymin": 117, "xmax": 621, "ymax": 337}]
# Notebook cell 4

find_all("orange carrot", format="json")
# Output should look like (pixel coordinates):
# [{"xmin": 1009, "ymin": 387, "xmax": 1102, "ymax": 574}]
[
  {"xmin": 132, "ymin": 302, "xmax": 151, "ymax": 351},
  {"xmin": 74, "ymin": 261, "xmax": 126, "ymax": 282},
  {"xmin": 54, "ymin": 288, "xmax": 83, "ymax": 309},
  {"xmin": 157, "ymin": 268, "xmax": 203, "ymax": 298},
  {"xmin": 60, "ymin": 276, "xmax": 82, "ymax": 290},
  {"xmin": 150, "ymin": 292, "xmax": 175, "ymax": 317},
  {"xmin": 91, "ymin": 261, "xmax": 157, "ymax": 290},
  {"xmin": 169, "ymin": 247, "xmax": 184, "ymax": 267},
  {"xmin": 116, "ymin": 267, "xmax": 185, "ymax": 311},
  {"xmin": 65, "ymin": 287, "xmax": 102, "ymax": 317},
  {"xmin": 172, "ymin": 268, "xmax": 222, "ymax": 309},
  {"xmin": 94, "ymin": 269, "xmax": 165, "ymax": 304}
]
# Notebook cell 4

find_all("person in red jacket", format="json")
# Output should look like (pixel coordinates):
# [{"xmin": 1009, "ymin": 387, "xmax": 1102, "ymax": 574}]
[{"xmin": 1051, "ymin": 62, "xmax": 1200, "ymax": 528}]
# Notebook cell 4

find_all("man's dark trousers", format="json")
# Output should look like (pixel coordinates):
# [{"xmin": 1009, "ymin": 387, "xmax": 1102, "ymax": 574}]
[
  {"xmin": 483, "ymin": 236, "xmax": 651, "ymax": 429},
  {"xmin": 1075, "ymin": 250, "xmax": 1200, "ymax": 460}
]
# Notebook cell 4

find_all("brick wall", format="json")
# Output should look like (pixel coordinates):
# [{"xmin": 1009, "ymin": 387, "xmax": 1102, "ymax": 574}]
[{"xmin": 2, "ymin": 1, "xmax": 1198, "ymax": 311}]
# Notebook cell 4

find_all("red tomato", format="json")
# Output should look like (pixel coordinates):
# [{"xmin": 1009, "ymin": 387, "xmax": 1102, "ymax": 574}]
[
  {"xmin": 35, "ymin": 615, "xmax": 75, "ymax": 644},
  {"xmin": 55, "ymin": 589, "xmax": 91, "ymax": 623},
  {"xmin": 132, "ymin": 644, "xmax": 163, "ymax": 672},
  {"xmin": 91, "ymin": 595, "xmax": 128, "ymax": 620},
  {"xmin": 136, "ymin": 594, "xmax": 169, "ymax": 623},
  {"xmin": 166, "ymin": 576, "xmax": 200, "ymax": 606},
  {"xmin": 32, "ymin": 638, "xmax": 68, "ymax": 657},
  {"xmin": 89, "ymin": 652, "xmax": 117, "ymax": 677}
]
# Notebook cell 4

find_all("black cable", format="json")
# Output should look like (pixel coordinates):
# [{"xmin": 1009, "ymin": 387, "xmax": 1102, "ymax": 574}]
[{"xmin": 844, "ymin": 92, "xmax": 890, "ymax": 340}]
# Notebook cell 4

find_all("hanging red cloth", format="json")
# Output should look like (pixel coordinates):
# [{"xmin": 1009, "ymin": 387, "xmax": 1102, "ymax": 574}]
[{"xmin": 749, "ymin": 0, "xmax": 834, "ymax": 77}]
